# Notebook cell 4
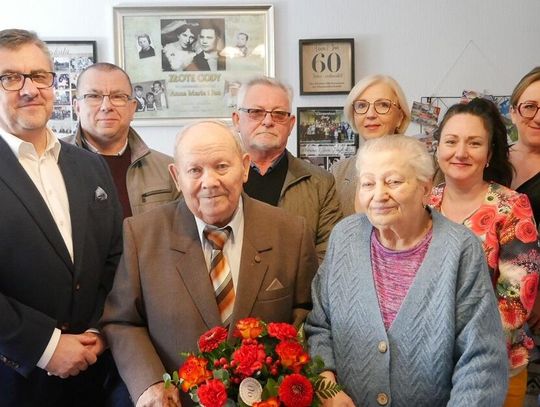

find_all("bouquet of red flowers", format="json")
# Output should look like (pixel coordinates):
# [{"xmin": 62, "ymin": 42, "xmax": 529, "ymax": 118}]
[{"xmin": 164, "ymin": 317, "xmax": 340, "ymax": 407}]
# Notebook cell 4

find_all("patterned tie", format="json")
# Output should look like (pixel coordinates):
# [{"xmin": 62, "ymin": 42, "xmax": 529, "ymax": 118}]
[{"xmin": 204, "ymin": 226, "xmax": 234, "ymax": 326}]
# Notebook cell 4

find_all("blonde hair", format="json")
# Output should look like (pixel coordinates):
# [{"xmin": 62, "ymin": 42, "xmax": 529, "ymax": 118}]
[{"xmin": 344, "ymin": 74, "xmax": 410, "ymax": 134}]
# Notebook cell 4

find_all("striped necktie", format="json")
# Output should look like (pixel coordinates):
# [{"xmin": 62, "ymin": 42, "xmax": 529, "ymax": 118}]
[{"xmin": 204, "ymin": 226, "xmax": 234, "ymax": 326}]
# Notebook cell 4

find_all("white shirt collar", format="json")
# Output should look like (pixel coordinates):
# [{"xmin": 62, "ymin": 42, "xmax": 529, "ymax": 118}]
[
  {"xmin": 195, "ymin": 196, "xmax": 244, "ymax": 245},
  {"xmin": 0, "ymin": 128, "xmax": 61, "ymax": 161}
]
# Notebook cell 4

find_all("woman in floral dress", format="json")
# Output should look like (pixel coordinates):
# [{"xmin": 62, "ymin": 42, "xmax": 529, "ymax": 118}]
[{"xmin": 429, "ymin": 97, "xmax": 540, "ymax": 407}]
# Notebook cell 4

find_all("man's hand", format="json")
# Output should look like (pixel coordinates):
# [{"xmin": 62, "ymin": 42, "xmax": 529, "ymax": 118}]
[
  {"xmin": 45, "ymin": 334, "xmax": 98, "ymax": 378},
  {"xmin": 81, "ymin": 332, "xmax": 107, "ymax": 356},
  {"xmin": 136, "ymin": 382, "xmax": 181, "ymax": 407}
]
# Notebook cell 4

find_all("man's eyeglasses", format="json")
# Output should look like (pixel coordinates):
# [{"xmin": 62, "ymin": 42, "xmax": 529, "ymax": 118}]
[
  {"xmin": 0, "ymin": 72, "xmax": 56, "ymax": 91},
  {"xmin": 78, "ymin": 93, "xmax": 133, "ymax": 107},
  {"xmin": 516, "ymin": 102, "xmax": 540, "ymax": 119},
  {"xmin": 353, "ymin": 99, "xmax": 399, "ymax": 115},
  {"xmin": 238, "ymin": 108, "xmax": 291, "ymax": 123}
]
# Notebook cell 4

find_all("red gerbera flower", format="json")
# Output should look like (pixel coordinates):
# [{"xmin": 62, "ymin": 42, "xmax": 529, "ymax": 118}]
[
  {"xmin": 197, "ymin": 379, "xmax": 228, "ymax": 407},
  {"xmin": 278, "ymin": 374, "xmax": 314, "ymax": 407},
  {"xmin": 198, "ymin": 326, "xmax": 228, "ymax": 353}
]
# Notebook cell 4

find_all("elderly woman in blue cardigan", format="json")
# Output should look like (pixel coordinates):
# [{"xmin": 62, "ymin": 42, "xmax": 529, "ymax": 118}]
[{"xmin": 305, "ymin": 135, "xmax": 508, "ymax": 407}]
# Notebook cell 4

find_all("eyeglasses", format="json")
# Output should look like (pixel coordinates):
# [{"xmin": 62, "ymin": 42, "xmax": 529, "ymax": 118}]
[
  {"xmin": 238, "ymin": 107, "xmax": 291, "ymax": 123},
  {"xmin": 78, "ymin": 93, "xmax": 133, "ymax": 107},
  {"xmin": 517, "ymin": 102, "xmax": 540, "ymax": 119},
  {"xmin": 353, "ymin": 99, "xmax": 399, "ymax": 115},
  {"xmin": 0, "ymin": 72, "xmax": 56, "ymax": 91}
]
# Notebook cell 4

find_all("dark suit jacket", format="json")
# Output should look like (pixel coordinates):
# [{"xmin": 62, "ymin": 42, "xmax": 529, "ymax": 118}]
[
  {"xmin": 102, "ymin": 195, "xmax": 318, "ymax": 403},
  {"xmin": 185, "ymin": 51, "xmax": 226, "ymax": 71},
  {"xmin": 0, "ymin": 136, "xmax": 123, "ymax": 380}
]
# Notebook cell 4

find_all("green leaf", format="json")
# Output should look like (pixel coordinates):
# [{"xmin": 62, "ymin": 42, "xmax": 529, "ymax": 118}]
[
  {"xmin": 163, "ymin": 373, "xmax": 171, "ymax": 388},
  {"xmin": 263, "ymin": 377, "xmax": 279, "ymax": 398},
  {"xmin": 313, "ymin": 376, "xmax": 342, "ymax": 400}
]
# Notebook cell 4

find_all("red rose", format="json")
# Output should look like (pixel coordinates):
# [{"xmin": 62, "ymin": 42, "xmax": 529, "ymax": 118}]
[
  {"xmin": 499, "ymin": 298, "xmax": 526, "ymax": 330},
  {"xmin": 278, "ymin": 374, "xmax": 314, "ymax": 407},
  {"xmin": 235, "ymin": 317, "xmax": 264, "ymax": 339},
  {"xmin": 267, "ymin": 323, "xmax": 297, "ymax": 341},
  {"xmin": 469, "ymin": 206, "xmax": 497, "ymax": 235},
  {"xmin": 178, "ymin": 355, "xmax": 212, "ymax": 392},
  {"xmin": 515, "ymin": 219, "xmax": 538, "ymax": 243},
  {"xmin": 253, "ymin": 397, "xmax": 280, "ymax": 407},
  {"xmin": 483, "ymin": 229, "xmax": 500, "ymax": 270},
  {"xmin": 520, "ymin": 273, "xmax": 539, "ymax": 312},
  {"xmin": 276, "ymin": 341, "xmax": 310, "ymax": 373},
  {"xmin": 512, "ymin": 194, "xmax": 534, "ymax": 219},
  {"xmin": 198, "ymin": 326, "xmax": 228, "ymax": 353},
  {"xmin": 232, "ymin": 343, "xmax": 266, "ymax": 377},
  {"xmin": 197, "ymin": 379, "xmax": 228, "ymax": 407}
]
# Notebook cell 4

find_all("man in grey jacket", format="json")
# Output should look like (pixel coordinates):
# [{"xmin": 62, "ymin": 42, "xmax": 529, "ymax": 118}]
[
  {"xmin": 66, "ymin": 63, "xmax": 179, "ymax": 218},
  {"xmin": 232, "ymin": 76, "xmax": 342, "ymax": 262}
]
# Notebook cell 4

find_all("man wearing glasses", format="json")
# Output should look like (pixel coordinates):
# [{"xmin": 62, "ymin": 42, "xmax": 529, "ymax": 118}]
[
  {"xmin": 0, "ymin": 29, "xmax": 124, "ymax": 405},
  {"xmin": 232, "ymin": 77, "xmax": 342, "ymax": 262},
  {"xmin": 67, "ymin": 63, "xmax": 179, "ymax": 219}
]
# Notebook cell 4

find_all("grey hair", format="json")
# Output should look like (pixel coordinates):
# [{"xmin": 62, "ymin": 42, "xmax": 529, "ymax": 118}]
[
  {"xmin": 236, "ymin": 76, "xmax": 293, "ymax": 111},
  {"xmin": 356, "ymin": 134, "xmax": 434, "ymax": 182},
  {"xmin": 0, "ymin": 29, "xmax": 52, "ymax": 69},
  {"xmin": 343, "ymin": 74, "xmax": 410, "ymax": 134},
  {"xmin": 173, "ymin": 120, "xmax": 246, "ymax": 161}
]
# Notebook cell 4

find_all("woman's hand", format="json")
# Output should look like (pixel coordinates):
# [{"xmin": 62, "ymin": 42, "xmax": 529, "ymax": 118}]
[{"xmin": 319, "ymin": 371, "xmax": 356, "ymax": 407}]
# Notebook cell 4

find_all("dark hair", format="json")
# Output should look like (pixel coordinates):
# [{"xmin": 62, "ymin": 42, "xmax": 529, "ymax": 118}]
[
  {"xmin": 134, "ymin": 85, "xmax": 143, "ymax": 91},
  {"xmin": 137, "ymin": 33, "xmax": 151, "ymax": 44},
  {"xmin": 434, "ymin": 98, "xmax": 514, "ymax": 186}
]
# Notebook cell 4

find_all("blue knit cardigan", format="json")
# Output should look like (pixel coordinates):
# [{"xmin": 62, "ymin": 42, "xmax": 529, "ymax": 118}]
[{"xmin": 305, "ymin": 210, "xmax": 508, "ymax": 407}]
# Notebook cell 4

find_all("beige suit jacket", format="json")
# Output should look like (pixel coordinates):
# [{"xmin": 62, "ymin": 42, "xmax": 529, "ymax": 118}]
[{"xmin": 101, "ymin": 195, "xmax": 318, "ymax": 403}]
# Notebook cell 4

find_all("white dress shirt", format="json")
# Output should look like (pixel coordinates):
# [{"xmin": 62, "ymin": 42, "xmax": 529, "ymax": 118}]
[
  {"xmin": 0, "ymin": 128, "xmax": 72, "ymax": 370},
  {"xmin": 195, "ymin": 197, "xmax": 245, "ymax": 289}
]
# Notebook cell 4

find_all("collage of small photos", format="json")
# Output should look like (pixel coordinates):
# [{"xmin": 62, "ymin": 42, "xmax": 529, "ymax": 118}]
[
  {"xmin": 46, "ymin": 41, "xmax": 96, "ymax": 138},
  {"xmin": 297, "ymin": 107, "xmax": 358, "ymax": 171},
  {"xmin": 411, "ymin": 90, "xmax": 513, "ymax": 152}
]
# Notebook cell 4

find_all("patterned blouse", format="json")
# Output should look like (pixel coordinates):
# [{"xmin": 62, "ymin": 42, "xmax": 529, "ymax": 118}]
[{"xmin": 430, "ymin": 182, "xmax": 540, "ymax": 372}]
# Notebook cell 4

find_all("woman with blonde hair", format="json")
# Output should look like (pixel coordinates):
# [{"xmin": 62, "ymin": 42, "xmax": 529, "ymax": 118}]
[{"xmin": 331, "ymin": 74, "xmax": 410, "ymax": 215}]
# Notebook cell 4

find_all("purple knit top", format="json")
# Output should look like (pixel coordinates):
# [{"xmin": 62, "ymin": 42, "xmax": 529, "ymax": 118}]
[{"xmin": 370, "ymin": 228, "xmax": 432, "ymax": 330}]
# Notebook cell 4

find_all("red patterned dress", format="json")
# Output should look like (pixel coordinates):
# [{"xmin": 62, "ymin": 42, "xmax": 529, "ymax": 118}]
[{"xmin": 430, "ymin": 182, "xmax": 540, "ymax": 373}]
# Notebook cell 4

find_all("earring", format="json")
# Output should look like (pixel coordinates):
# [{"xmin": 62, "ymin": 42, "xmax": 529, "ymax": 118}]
[{"xmin": 486, "ymin": 162, "xmax": 490, "ymax": 168}]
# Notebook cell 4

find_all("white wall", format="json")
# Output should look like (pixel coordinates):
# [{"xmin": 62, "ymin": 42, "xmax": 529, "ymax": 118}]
[{"xmin": 3, "ymin": 0, "xmax": 539, "ymax": 155}]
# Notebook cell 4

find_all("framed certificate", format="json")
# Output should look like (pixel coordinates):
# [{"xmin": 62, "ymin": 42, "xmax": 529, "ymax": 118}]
[
  {"xmin": 299, "ymin": 38, "xmax": 354, "ymax": 95},
  {"xmin": 113, "ymin": 5, "xmax": 275, "ymax": 125}
]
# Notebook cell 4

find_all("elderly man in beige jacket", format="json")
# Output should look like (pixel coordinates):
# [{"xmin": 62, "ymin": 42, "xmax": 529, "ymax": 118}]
[{"xmin": 232, "ymin": 76, "xmax": 342, "ymax": 262}]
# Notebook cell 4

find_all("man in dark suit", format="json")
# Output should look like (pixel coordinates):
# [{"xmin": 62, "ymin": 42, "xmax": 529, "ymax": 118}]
[
  {"xmin": 102, "ymin": 120, "xmax": 318, "ymax": 406},
  {"xmin": 0, "ymin": 29, "xmax": 124, "ymax": 406},
  {"xmin": 185, "ymin": 21, "xmax": 226, "ymax": 71}
]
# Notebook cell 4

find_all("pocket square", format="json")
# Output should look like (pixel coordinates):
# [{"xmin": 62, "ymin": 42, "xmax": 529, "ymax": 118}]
[
  {"xmin": 265, "ymin": 278, "xmax": 284, "ymax": 291},
  {"xmin": 94, "ymin": 186, "xmax": 108, "ymax": 201}
]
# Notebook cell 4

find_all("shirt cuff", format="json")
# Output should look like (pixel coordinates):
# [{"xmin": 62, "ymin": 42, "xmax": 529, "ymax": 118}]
[{"xmin": 36, "ymin": 328, "xmax": 61, "ymax": 369}]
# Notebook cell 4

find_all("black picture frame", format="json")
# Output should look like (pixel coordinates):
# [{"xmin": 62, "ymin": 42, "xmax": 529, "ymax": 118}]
[
  {"xmin": 299, "ymin": 38, "xmax": 354, "ymax": 95},
  {"xmin": 296, "ymin": 106, "xmax": 358, "ymax": 171},
  {"xmin": 45, "ymin": 40, "xmax": 97, "ymax": 138}
]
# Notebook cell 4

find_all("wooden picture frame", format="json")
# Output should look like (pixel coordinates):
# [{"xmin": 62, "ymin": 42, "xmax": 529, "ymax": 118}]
[{"xmin": 299, "ymin": 38, "xmax": 354, "ymax": 95}]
